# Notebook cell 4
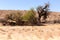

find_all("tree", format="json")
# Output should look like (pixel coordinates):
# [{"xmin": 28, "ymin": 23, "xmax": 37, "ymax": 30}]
[{"xmin": 36, "ymin": 3, "xmax": 50, "ymax": 24}]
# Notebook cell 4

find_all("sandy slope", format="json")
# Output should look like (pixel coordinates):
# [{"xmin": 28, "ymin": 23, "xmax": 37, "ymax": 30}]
[{"xmin": 0, "ymin": 24, "xmax": 60, "ymax": 40}]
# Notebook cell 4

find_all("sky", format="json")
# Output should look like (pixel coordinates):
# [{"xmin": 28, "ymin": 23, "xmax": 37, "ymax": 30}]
[{"xmin": 0, "ymin": 0, "xmax": 60, "ymax": 12}]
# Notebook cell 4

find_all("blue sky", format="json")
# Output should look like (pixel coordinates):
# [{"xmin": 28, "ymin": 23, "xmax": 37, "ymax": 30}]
[{"xmin": 0, "ymin": 0, "xmax": 60, "ymax": 12}]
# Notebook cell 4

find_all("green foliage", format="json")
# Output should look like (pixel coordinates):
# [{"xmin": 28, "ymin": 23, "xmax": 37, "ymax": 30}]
[
  {"xmin": 21, "ymin": 9, "xmax": 37, "ymax": 25},
  {"xmin": 22, "ymin": 9, "xmax": 35, "ymax": 20}
]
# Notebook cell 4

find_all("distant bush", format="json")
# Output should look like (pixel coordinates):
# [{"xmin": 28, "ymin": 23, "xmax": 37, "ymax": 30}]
[{"xmin": 5, "ymin": 12, "xmax": 22, "ymax": 25}]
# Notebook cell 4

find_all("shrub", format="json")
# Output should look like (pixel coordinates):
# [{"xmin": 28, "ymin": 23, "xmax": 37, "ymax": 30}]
[
  {"xmin": 5, "ymin": 12, "xmax": 22, "ymax": 25},
  {"xmin": 21, "ymin": 9, "xmax": 37, "ymax": 25}
]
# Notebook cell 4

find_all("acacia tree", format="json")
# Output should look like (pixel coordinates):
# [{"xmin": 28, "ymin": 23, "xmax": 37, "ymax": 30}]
[{"xmin": 36, "ymin": 3, "xmax": 50, "ymax": 24}]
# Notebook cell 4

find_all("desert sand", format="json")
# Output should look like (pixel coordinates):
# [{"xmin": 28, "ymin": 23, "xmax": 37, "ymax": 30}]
[{"xmin": 0, "ymin": 24, "xmax": 60, "ymax": 40}]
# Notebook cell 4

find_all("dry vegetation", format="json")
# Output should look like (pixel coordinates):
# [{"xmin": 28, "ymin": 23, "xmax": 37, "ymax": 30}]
[
  {"xmin": 0, "ymin": 10, "xmax": 60, "ymax": 26},
  {"xmin": 0, "ymin": 10, "xmax": 59, "ymax": 40}
]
